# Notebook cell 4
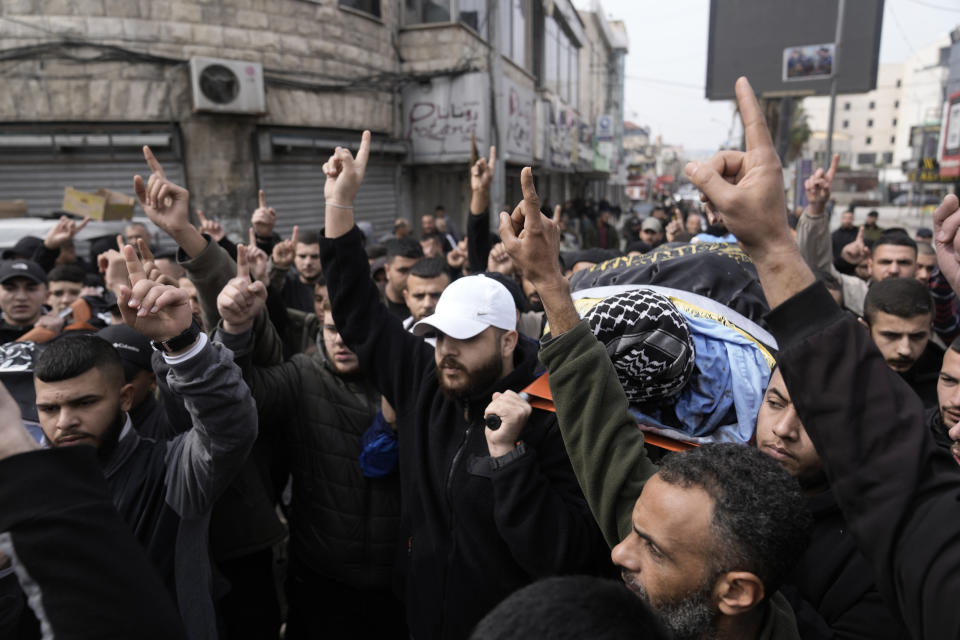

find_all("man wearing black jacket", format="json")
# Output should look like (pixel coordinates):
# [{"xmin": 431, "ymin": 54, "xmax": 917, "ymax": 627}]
[
  {"xmin": 0, "ymin": 380, "xmax": 188, "ymax": 640},
  {"xmin": 683, "ymin": 76, "xmax": 960, "ymax": 638},
  {"xmin": 319, "ymin": 132, "xmax": 608, "ymax": 639}
]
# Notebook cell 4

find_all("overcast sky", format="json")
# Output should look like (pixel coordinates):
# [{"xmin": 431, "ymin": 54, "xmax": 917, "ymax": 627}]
[{"xmin": 593, "ymin": 0, "xmax": 960, "ymax": 154}]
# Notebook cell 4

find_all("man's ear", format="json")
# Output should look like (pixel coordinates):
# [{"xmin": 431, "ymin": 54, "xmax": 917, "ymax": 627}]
[
  {"xmin": 713, "ymin": 571, "xmax": 765, "ymax": 616},
  {"xmin": 119, "ymin": 382, "xmax": 135, "ymax": 413},
  {"xmin": 500, "ymin": 329, "xmax": 519, "ymax": 359}
]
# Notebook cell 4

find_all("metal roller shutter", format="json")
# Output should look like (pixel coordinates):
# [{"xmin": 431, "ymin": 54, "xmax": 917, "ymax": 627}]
[
  {"xmin": 259, "ymin": 161, "xmax": 399, "ymax": 242},
  {"xmin": 0, "ymin": 161, "xmax": 186, "ymax": 218}
]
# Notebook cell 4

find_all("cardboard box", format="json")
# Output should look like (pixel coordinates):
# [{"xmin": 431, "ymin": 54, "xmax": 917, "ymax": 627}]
[
  {"xmin": 0, "ymin": 200, "xmax": 28, "ymax": 219},
  {"xmin": 62, "ymin": 187, "xmax": 135, "ymax": 221}
]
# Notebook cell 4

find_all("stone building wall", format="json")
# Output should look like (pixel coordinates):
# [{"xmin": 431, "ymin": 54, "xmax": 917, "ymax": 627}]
[{"xmin": 0, "ymin": 0, "xmax": 400, "ymax": 218}]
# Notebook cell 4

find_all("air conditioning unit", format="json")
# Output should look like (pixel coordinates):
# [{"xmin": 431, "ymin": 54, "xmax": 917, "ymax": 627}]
[{"xmin": 189, "ymin": 57, "xmax": 266, "ymax": 115}]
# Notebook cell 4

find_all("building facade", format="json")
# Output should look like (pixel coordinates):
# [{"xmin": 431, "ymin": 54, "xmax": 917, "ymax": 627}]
[{"xmin": 0, "ymin": 0, "xmax": 628, "ymax": 241}]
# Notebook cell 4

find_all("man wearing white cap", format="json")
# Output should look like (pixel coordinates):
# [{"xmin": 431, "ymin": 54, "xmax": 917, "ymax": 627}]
[{"xmin": 318, "ymin": 132, "xmax": 607, "ymax": 640}]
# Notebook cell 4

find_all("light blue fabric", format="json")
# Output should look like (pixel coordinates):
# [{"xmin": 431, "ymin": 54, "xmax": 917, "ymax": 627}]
[
  {"xmin": 672, "ymin": 313, "xmax": 770, "ymax": 443},
  {"xmin": 693, "ymin": 232, "xmax": 738, "ymax": 244}
]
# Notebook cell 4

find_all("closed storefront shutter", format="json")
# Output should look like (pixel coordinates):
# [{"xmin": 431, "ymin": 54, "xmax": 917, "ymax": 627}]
[
  {"xmin": 258, "ymin": 161, "xmax": 399, "ymax": 241},
  {"xmin": 0, "ymin": 161, "xmax": 186, "ymax": 217},
  {"xmin": 256, "ymin": 128, "xmax": 406, "ymax": 243}
]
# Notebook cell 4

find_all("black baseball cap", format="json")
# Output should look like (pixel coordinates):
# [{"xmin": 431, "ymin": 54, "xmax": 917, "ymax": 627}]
[
  {"xmin": 916, "ymin": 227, "xmax": 933, "ymax": 239},
  {"xmin": 0, "ymin": 259, "xmax": 47, "ymax": 285},
  {"xmin": 97, "ymin": 324, "xmax": 153, "ymax": 380},
  {"xmin": 2, "ymin": 236, "xmax": 43, "ymax": 260}
]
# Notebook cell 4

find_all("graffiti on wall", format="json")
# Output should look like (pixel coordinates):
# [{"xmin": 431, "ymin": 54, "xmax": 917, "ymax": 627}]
[
  {"xmin": 402, "ymin": 72, "xmax": 489, "ymax": 162},
  {"xmin": 503, "ymin": 77, "xmax": 535, "ymax": 163}
]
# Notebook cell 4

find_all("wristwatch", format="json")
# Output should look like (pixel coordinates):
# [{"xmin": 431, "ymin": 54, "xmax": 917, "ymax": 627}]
[
  {"xmin": 151, "ymin": 318, "xmax": 202, "ymax": 354},
  {"xmin": 488, "ymin": 441, "xmax": 527, "ymax": 471}
]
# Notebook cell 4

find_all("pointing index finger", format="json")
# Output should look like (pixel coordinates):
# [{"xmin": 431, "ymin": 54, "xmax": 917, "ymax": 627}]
[
  {"xmin": 826, "ymin": 153, "xmax": 839, "ymax": 183},
  {"xmin": 488, "ymin": 146, "xmax": 496, "ymax": 172},
  {"xmin": 258, "ymin": 189, "xmax": 266, "ymax": 209},
  {"xmin": 137, "ymin": 238, "xmax": 154, "ymax": 262},
  {"xmin": 236, "ymin": 244, "xmax": 249, "ymax": 279},
  {"xmin": 734, "ymin": 77, "xmax": 774, "ymax": 153},
  {"xmin": 290, "ymin": 225, "xmax": 299, "ymax": 246},
  {"xmin": 122, "ymin": 245, "xmax": 146, "ymax": 285},
  {"xmin": 142, "ymin": 146, "xmax": 166, "ymax": 179},
  {"xmin": 355, "ymin": 130, "xmax": 371, "ymax": 171},
  {"xmin": 520, "ymin": 167, "xmax": 541, "ymax": 230}
]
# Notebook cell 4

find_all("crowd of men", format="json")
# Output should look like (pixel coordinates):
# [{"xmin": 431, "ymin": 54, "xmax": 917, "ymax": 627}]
[{"xmin": 1, "ymin": 76, "xmax": 959, "ymax": 640}]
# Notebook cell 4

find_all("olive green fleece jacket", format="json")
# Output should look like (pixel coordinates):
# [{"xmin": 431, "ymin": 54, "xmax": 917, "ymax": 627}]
[{"xmin": 539, "ymin": 320, "xmax": 658, "ymax": 547}]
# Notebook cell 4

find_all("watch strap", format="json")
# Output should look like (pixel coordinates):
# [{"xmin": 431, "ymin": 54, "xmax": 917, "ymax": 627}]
[
  {"xmin": 151, "ymin": 318, "xmax": 201, "ymax": 354},
  {"xmin": 488, "ymin": 440, "xmax": 527, "ymax": 471}
]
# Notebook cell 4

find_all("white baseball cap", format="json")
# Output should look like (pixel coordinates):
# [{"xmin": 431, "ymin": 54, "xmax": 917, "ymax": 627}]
[{"xmin": 412, "ymin": 274, "xmax": 516, "ymax": 340}]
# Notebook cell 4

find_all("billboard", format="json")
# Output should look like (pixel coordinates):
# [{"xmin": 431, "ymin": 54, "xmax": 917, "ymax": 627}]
[{"xmin": 705, "ymin": 0, "xmax": 883, "ymax": 100}]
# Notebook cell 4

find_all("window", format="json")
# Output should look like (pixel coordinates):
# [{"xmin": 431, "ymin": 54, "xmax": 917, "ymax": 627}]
[
  {"xmin": 890, "ymin": 136, "xmax": 896, "ymax": 144},
  {"xmin": 458, "ymin": 0, "xmax": 486, "ymax": 37},
  {"xmin": 866, "ymin": 136, "xmax": 872, "ymax": 145},
  {"xmin": 882, "ymin": 152, "xmax": 894, "ymax": 164},
  {"xmin": 867, "ymin": 119, "xmax": 873, "ymax": 128},
  {"xmin": 869, "ymin": 101, "xmax": 875, "ymax": 109},
  {"xmin": 892, "ymin": 118, "xmax": 897, "ymax": 126},
  {"xmin": 340, "ymin": 0, "xmax": 381, "ymax": 17},
  {"xmin": 842, "ymin": 120, "xmax": 849, "ymax": 128},
  {"xmin": 542, "ymin": 15, "xmax": 579, "ymax": 106},
  {"xmin": 857, "ymin": 152, "xmax": 877, "ymax": 165},
  {"xmin": 896, "ymin": 79, "xmax": 902, "ymax": 88},
  {"xmin": 844, "ymin": 102, "xmax": 851, "ymax": 111},
  {"xmin": 502, "ymin": 0, "xmax": 527, "ymax": 67},
  {"xmin": 405, "ymin": 0, "xmax": 450, "ymax": 24},
  {"xmin": 894, "ymin": 100, "xmax": 899, "ymax": 108}
]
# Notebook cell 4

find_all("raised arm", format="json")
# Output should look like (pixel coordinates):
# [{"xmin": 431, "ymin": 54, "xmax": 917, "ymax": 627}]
[
  {"xmin": 467, "ymin": 146, "xmax": 496, "ymax": 273},
  {"xmin": 118, "ymin": 245, "xmax": 257, "ymax": 519},
  {"xmin": 689, "ymin": 78, "xmax": 960, "ymax": 637},
  {"xmin": 320, "ymin": 132, "xmax": 435, "ymax": 415},
  {"xmin": 499, "ymin": 168, "xmax": 657, "ymax": 546},
  {"xmin": 215, "ymin": 247, "xmax": 298, "ymax": 415},
  {"xmin": 0, "ymin": 380, "xmax": 188, "ymax": 639},
  {"xmin": 134, "ymin": 146, "xmax": 207, "ymax": 259},
  {"xmin": 795, "ymin": 154, "xmax": 837, "ymax": 273}
]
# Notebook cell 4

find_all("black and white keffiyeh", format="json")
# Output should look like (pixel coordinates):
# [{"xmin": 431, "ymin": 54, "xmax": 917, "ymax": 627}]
[{"xmin": 584, "ymin": 289, "xmax": 695, "ymax": 403}]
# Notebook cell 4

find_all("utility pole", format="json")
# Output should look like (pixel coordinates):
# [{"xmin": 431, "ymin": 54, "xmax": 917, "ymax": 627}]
[{"xmin": 825, "ymin": 0, "xmax": 846, "ymax": 163}]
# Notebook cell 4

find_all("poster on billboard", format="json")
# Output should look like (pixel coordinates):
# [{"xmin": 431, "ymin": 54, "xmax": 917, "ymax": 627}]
[
  {"xmin": 706, "ymin": 0, "xmax": 883, "ymax": 100},
  {"xmin": 783, "ymin": 43, "xmax": 834, "ymax": 82}
]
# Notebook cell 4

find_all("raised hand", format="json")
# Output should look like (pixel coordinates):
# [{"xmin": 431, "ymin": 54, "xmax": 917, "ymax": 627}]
[
  {"xmin": 486, "ymin": 242, "xmax": 517, "ymax": 277},
  {"xmin": 804, "ymin": 153, "xmax": 839, "ymax": 215},
  {"xmin": 251, "ymin": 190, "xmax": 277, "ymax": 239},
  {"xmin": 271, "ymin": 225, "xmax": 299, "ymax": 270},
  {"xmin": 323, "ymin": 130, "xmax": 371, "ymax": 208},
  {"xmin": 44, "ymin": 215, "xmax": 90, "ymax": 250},
  {"xmin": 447, "ymin": 238, "xmax": 468, "ymax": 271},
  {"xmin": 97, "ymin": 248, "xmax": 129, "ymax": 296},
  {"xmin": 470, "ymin": 146, "xmax": 497, "ymax": 213},
  {"xmin": 217, "ymin": 244, "xmax": 267, "ymax": 334},
  {"xmin": 133, "ymin": 146, "xmax": 192, "ymax": 237},
  {"xmin": 246, "ymin": 228, "xmax": 269, "ymax": 283},
  {"xmin": 117, "ymin": 244, "xmax": 192, "ymax": 342},
  {"xmin": 665, "ymin": 219, "xmax": 683, "ymax": 243},
  {"xmin": 682, "ymin": 78, "xmax": 790, "ymax": 257},
  {"xmin": 841, "ymin": 226, "xmax": 870, "ymax": 266},
  {"xmin": 933, "ymin": 194, "xmax": 960, "ymax": 293},
  {"xmin": 498, "ymin": 168, "xmax": 562, "ymax": 287},
  {"xmin": 136, "ymin": 239, "xmax": 178, "ymax": 286},
  {"xmin": 484, "ymin": 390, "xmax": 532, "ymax": 458},
  {"xmin": 197, "ymin": 209, "xmax": 225, "ymax": 242}
]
